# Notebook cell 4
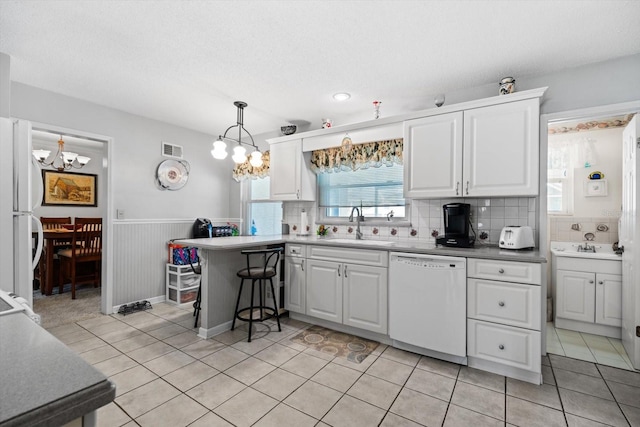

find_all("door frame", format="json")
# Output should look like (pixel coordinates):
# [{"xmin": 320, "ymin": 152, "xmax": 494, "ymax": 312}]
[
  {"xmin": 539, "ymin": 100, "xmax": 640, "ymax": 256},
  {"xmin": 31, "ymin": 121, "xmax": 114, "ymax": 315},
  {"xmin": 539, "ymin": 100, "xmax": 640, "ymax": 362}
]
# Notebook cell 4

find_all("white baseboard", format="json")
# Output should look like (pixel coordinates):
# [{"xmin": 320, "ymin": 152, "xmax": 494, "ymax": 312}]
[{"xmin": 198, "ymin": 320, "xmax": 234, "ymax": 339}]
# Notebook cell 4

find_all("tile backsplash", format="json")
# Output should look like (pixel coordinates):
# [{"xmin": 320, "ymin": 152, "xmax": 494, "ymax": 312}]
[
  {"xmin": 549, "ymin": 216, "xmax": 619, "ymax": 244},
  {"xmin": 283, "ymin": 197, "xmax": 537, "ymax": 246}
]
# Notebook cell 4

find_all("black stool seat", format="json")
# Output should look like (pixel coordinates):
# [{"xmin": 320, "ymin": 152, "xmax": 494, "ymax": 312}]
[
  {"xmin": 237, "ymin": 267, "xmax": 277, "ymax": 279},
  {"xmin": 232, "ymin": 247, "xmax": 283, "ymax": 342}
]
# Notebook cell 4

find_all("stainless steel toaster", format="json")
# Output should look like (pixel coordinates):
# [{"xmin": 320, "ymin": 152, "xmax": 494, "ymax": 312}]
[{"xmin": 499, "ymin": 226, "xmax": 534, "ymax": 249}]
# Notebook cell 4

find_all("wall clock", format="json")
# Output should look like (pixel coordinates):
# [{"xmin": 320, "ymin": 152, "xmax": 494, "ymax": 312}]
[{"xmin": 156, "ymin": 159, "xmax": 190, "ymax": 190}]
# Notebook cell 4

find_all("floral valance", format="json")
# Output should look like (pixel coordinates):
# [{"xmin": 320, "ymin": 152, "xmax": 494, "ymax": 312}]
[
  {"xmin": 232, "ymin": 150, "xmax": 270, "ymax": 182},
  {"xmin": 310, "ymin": 139, "xmax": 403, "ymax": 174}
]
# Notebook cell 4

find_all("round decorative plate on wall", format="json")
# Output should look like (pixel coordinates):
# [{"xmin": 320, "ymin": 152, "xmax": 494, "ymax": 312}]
[{"xmin": 156, "ymin": 159, "xmax": 190, "ymax": 190}]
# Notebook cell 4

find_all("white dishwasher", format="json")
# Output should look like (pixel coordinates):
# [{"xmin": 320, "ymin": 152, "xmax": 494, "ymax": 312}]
[{"xmin": 389, "ymin": 252, "xmax": 467, "ymax": 362}]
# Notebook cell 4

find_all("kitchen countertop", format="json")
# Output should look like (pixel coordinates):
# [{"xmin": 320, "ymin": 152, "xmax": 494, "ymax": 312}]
[
  {"xmin": 0, "ymin": 312, "xmax": 115, "ymax": 427},
  {"xmin": 175, "ymin": 234, "xmax": 547, "ymax": 263}
]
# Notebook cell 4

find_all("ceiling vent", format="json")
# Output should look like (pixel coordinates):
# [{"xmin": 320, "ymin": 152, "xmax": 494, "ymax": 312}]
[{"xmin": 161, "ymin": 141, "xmax": 183, "ymax": 158}]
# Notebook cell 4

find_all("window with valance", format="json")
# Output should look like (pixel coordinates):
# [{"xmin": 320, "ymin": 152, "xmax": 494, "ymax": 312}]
[
  {"xmin": 232, "ymin": 150, "xmax": 270, "ymax": 182},
  {"xmin": 311, "ymin": 138, "xmax": 407, "ymax": 220}
]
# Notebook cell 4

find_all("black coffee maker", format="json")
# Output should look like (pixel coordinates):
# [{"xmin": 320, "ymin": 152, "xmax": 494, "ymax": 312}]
[
  {"xmin": 436, "ymin": 203, "xmax": 475, "ymax": 248},
  {"xmin": 192, "ymin": 218, "xmax": 212, "ymax": 238}
]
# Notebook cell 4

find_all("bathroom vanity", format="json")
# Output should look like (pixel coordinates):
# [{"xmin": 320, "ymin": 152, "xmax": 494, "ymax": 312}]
[{"xmin": 551, "ymin": 241, "xmax": 622, "ymax": 338}]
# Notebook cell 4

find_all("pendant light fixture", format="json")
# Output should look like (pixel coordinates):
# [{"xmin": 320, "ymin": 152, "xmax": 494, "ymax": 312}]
[
  {"xmin": 211, "ymin": 101, "xmax": 263, "ymax": 167},
  {"xmin": 32, "ymin": 135, "xmax": 91, "ymax": 171}
]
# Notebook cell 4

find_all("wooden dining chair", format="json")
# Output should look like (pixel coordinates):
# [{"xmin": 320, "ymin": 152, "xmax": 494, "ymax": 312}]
[
  {"xmin": 37, "ymin": 216, "xmax": 72, "ymax": 295},
  {"xmin": 58, "ymin": 217, "xmax": 102, "ymax": 299}
]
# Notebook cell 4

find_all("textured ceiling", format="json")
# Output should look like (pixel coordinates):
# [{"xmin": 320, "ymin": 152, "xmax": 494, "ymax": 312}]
[{"xmin": 2, "ymin": 0, "xmax": 640, "ymax": 138}]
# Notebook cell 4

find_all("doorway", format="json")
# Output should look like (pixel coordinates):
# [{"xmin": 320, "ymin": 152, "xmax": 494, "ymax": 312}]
[
  {"xmin": 541, "ymin": 102, "xmax": 640, "ymax": 372},
  {"xmin": 30, "ymin": 124, "xmax": 113, "ymax": 329}
]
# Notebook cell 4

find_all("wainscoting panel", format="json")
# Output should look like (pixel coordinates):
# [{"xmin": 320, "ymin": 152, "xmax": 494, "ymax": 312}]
[{"xmin": 112, "ymin": 221, "xmax": 192, "ymax": 306}]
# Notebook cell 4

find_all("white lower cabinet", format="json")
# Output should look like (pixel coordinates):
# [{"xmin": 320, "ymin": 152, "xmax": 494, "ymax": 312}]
[
  {"xmin": 284, "ymin": 257, "xmax": 306, "ymax": 314},
  {"xmin": 556, "ymin": 270, "xmax": 622, "ymax": 327},
  {"xmin": 467, "ymin": 319, "xmax": 541, "ymax": 372},
  {"xmin": 595, "ymin": 273, "xmax": 622, "ymax": 327},
  {"xmin": 306, "ymin": 259, "xmax": 342, "ymax": 323},
  {"xmin": 467, "ymin": 258, "xmax": 542, "ymax": 384},
  {"xmin": 299, "ymin": 246, "xmax": 388, "ymax": 334},
  {"xmin": 343, "ymin": 264, "xmax": 388, "ymax": 334},
  {"xmin": 553, "ymin": 256, "xmax": 622, "ymax": 337}
]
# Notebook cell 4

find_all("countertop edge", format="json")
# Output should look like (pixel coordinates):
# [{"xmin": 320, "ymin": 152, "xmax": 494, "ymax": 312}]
[
  {"xmin": 175, "ymin": 235, "xmax": 547, "ymax": 263},
  {"xmin": 1, "ymin": 381, "xmax": 115, "ymax": 427}
]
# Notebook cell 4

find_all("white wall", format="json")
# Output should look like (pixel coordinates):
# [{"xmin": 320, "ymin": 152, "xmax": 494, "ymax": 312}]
[
  {"xmin": 336, "ymin": 54, "xmax": 640, "ymax": 126},
  {"xmin": 571, "ymin": 128, "xmax": 623, "ymax": 217},
  {"xmin": 11, "ymin": 82, "xmax": 234, "ymax": 220}
]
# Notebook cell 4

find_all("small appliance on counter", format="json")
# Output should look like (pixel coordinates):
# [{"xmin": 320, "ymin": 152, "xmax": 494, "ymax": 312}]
[
  {"xmin": 436, "ymin": 203, "xmax": 475, "ymax": 248},
  {"xmin": 192, "ymin": 218, "xmax": 235, "ymax": 238},
  {"xmin": 499, "ymin": 225, "xmax": 534, "ymax": 250},
  {"xmin": 193, "ymin": 218, "xmax": 212, "ymax": 238}
]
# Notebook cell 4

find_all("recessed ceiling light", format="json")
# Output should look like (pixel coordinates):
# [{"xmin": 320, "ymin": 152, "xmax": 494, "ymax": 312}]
[{"xmin": 333, "ymin": 92, "xmax": 351, "ymax": 101}]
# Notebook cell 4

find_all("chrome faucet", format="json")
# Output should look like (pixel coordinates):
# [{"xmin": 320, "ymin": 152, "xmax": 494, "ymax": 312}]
[
  {"xmin": 348, "ymin": 207, "xmax": 364, "ymax": 240},
  {"xmin": 578, "ymin": 242, "xmax": 596, "ymax": 253}
]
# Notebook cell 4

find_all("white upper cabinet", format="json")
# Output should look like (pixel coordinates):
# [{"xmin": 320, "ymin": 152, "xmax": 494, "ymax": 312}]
[
  {"xmin": 403, "ymin": 97, "xmax": 540, "ymax": 199},
  {"xmin": 269, "ymin": 139, "xmax": 316, "ymax": 201},
  {"xmin": 463, "ymin": 98, "xmax": 539, "ymax": 197},
  {"xmin": 404, "ymin": 112, "xmax": 463, "ymax": 198}
]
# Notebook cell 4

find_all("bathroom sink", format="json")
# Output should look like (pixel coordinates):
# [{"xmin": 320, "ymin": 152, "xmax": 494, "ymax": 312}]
[{"xmin": 325, "ymin": 238, "xmax": 396, "ymax": 246}]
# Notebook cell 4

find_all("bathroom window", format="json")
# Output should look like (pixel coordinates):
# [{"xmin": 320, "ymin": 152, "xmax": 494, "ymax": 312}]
[
  {"xmin": 547, "ymin": 139, "xmax": 575, "ymax": 215},
  {"xmin": 317, "ymin": 165, "xmax": 407, "ymax": 221}
]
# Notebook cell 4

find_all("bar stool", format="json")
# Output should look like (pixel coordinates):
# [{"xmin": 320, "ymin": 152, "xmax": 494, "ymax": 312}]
[{"xmin": 232, "ymin": 247, "xmax": 283, "ymax": 342}]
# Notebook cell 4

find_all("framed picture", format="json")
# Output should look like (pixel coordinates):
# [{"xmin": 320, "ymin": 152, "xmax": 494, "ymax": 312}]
[
  {"xmin": 42, "ymin": 170, "xmax": 97, "ymax": 207},
  {"xmin": 584, "ymin": 179, "xmax": 608, "ymax": 197}
]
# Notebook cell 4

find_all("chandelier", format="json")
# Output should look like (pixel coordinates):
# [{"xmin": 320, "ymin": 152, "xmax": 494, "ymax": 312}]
[
  {"xmin": 32, "ymin": 135, "xmax": 91, "ymax": 171},
  {"xmin": 211, "ymin": 101, "xmax": 263, "ymax": 167}
]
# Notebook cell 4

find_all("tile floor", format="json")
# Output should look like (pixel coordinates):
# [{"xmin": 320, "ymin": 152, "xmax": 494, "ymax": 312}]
[
  {"xmin": 47, "ymin": 303, "xmax": 640, "ymax": 427},
  {"xmin": 546, "ymin": 322, "xmax": 636, "ymax": 371}
]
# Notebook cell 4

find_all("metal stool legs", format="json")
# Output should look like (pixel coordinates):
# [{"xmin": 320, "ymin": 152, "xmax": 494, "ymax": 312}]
[
  {"xmin": 192, "ymin": 281, "xmax": 202, "ymax": 328},
  {"xmin": 231, "ymin": 277, "xmax": 282, "ymax": 342}
]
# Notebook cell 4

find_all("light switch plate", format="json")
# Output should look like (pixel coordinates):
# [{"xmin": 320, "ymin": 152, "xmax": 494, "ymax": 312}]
[{"xmin": 116, "ymin": 209, "xmax": 125, "ymax": 220}]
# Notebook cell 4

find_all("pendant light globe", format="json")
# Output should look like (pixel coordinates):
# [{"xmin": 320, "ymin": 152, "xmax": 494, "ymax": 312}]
[
  {"xmin": 249, "ymin": 150, "xmax": 263, "ymax": 167},
  {"xmin": 232, "ymin": 144, "xmax": 247, "ymax": 163}
]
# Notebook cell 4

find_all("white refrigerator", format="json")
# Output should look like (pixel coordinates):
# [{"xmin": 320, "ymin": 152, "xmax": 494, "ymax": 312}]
[{"xmin": 0, "ymin": 117, "xmax": 43, "ymax": 307}]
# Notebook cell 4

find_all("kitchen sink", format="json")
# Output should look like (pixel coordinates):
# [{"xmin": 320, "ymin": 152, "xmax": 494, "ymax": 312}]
[{"xmin": 325, "ymin": 238, "xmax": 396, "ymax": 246}]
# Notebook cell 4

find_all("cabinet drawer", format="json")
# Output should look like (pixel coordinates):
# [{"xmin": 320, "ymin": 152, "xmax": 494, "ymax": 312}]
[
  {"xmin": 468, "ymin": 258, "xmax": 541, "ymax": 285},
  {"xmin": 467, "ymin": 278, "xmax": 541, "ymax": 330},
  {"xmin": 554, "ymin": 257, "xmax": 621, "ymax": 275},
  {"xmin": 286, "ymin": 244, "xmax": 306, "ymax": 258},
  {"xmin": 467, "ymin": 320, "xmax": 540, "ymax": 373},
  {"xmin": 307, "ymin": 245, "xmax": 388, "ymax": 267}
]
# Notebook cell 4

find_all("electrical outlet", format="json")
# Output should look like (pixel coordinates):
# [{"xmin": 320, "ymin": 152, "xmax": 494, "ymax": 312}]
[{"xmin": 116, "ymin": 209, "xmax": 125, "ymax": 220}]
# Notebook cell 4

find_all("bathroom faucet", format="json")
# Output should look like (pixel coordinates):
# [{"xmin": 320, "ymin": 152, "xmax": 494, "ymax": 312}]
[{"xmin": 349, "ymin": 207, "xmax": 364, "ymax": 240}]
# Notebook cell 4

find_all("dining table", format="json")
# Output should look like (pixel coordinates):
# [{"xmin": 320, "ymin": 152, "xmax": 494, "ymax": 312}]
[{"xmin": 37, "ymin": 228, "xmax": 73, "ymax": 295}]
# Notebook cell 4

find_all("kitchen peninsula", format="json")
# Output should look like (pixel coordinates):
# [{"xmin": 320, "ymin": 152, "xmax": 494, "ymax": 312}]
[{"xmin": 175, "ymin": 235, "xmax": 545, "ymax": 329}]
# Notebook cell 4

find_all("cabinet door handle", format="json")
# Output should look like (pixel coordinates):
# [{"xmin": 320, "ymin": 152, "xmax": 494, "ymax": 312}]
[
  {"xmin": 455, "ymin": 182, "xmax": 460, "ymax": 195},
  {"xmin": 344, "ymin": 265, "xmax": 348, "ymax": 278},
  {"xmin": 498, "ymin": 268, "xmax": 505, "ymax": 274},
  {"xmin": 498, "ymin": 301, "xmax": 505, "ymax": 307},
  {"xmin": 589, "ymin": 280, "xmax": 594, "ymax": 284},
  {"xmin": 499, "ymin": 344, "xmax": 505, "ymax": 350},
  {"xmin": 296, "ymin": 189, "xmax": 300, "ymax": 199},
  {"xmin": 598, "ymin": 280, "xmax": 603, "ymax": 285},
  {"xmin": 301, "ymin": 260, "xmax": 304, "ymax": 271},
  {"xmin": 466, "ymin": 181, "xmax": 470, "ymax": 195},
  {"xmin": 337, "ymin": 265, "xmax": 341, "ymax": 277}
]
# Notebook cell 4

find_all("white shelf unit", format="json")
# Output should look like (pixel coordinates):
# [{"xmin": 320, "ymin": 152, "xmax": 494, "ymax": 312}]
[{"xmin": 166, "ymin": 263, "xmax": 200, "ymax": 307}]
